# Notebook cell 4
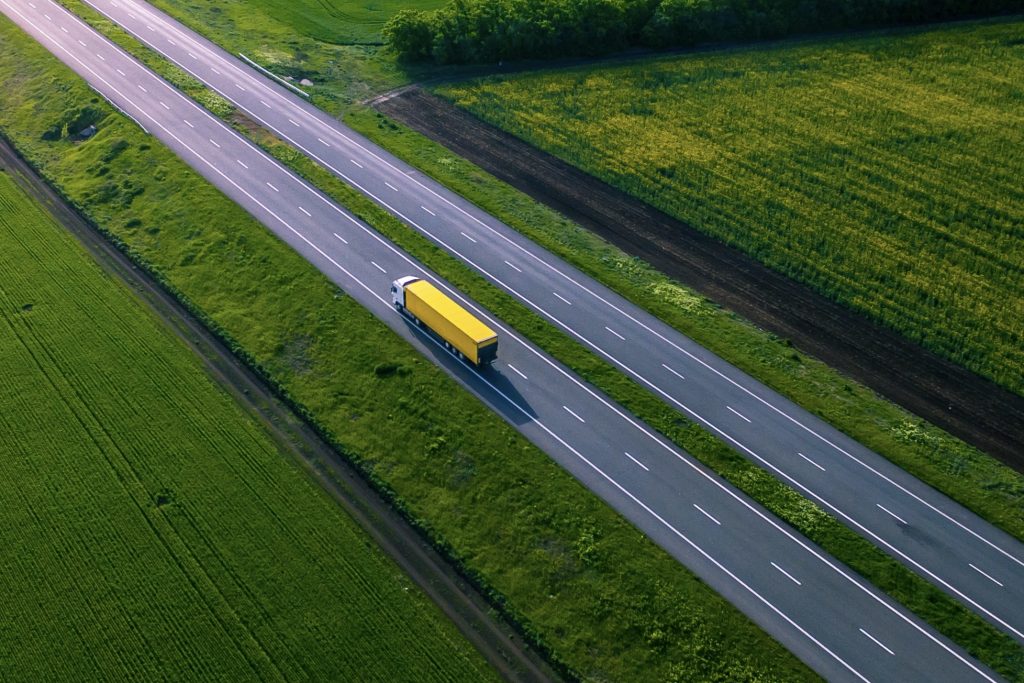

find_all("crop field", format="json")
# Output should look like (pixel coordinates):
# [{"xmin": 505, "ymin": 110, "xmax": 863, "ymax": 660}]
[
  {"xmin": 0, "ymin": 169, "xmax": 492, "ymax": 679},
  {"xmin": 439, "ymin": 19, "xmax": 1024, "ymax": 396}
]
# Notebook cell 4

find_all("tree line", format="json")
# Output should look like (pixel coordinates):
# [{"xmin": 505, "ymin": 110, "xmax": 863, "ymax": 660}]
[{"xmin": 383, "ymin": 0, "xmax": 1024, "ymax": 64}]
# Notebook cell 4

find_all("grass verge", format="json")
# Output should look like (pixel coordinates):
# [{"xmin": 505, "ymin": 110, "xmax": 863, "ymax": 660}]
[
  {"xmin": 0, "ymin": 143, "xmax": 493, "ymax": 681},
  {"xmin": 39, "ymin": 2, "xmax": 1024, "ymax": 678},
  {"xmin": 0, "ymin": 12, "xmax": 817, "ymax": 682}
]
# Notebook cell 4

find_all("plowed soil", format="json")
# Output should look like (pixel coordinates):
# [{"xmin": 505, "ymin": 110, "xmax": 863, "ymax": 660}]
[{"xmin": 373, "ymin": 86, "xmax": 1024, "ymax": 468}]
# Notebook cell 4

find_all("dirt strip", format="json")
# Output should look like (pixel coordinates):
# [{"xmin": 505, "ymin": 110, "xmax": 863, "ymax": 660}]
[
  {"xmin": 373, "ymin": 86, "xmax": 1024, "ymax": 469},
  {"xmin": 0, "ymin": 134, "xmax": 559, "ymax": 683}
]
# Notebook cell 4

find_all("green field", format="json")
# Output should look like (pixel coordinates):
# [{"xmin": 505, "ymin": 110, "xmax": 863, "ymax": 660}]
[
  {"xmin": 253, "ymin": 0, "xmax": 447, "ymax": 44},
  {"xmin": 0, "ymin": 15, "xmax": 818, "ymax": 682},
  {"xmin": 439, "ymin": 19, "xmax": 1024, "ymax": 396},
  {"xmin": 0, "ymin": 170, "xmax": 493, "ymax": 680}
]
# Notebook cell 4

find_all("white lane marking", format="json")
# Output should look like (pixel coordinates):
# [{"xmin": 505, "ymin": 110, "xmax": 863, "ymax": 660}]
[
  {"xmin": 333, "ymin": 232, "xmax": 348, "ymax": 245},
  {"xmin": 116, "ymin": 68, "xmax": 126, "ymax": 76},
  {"xmin": 127, "ymin": 11, "xmax": 135, "ymax": 19},
  {"xmin": 460, "ymin": 231, "xmax": 477, "ymax": 243},
  {"xmin": 693, "ymin": 504, "xmax": 721, "ymax": 526},
  {"xmin": 298, "ymin": 206, "xmax": 311, "ymax": 217},
  {"xmin": 208, "ymin": 138, "xmax": 220, "ymax": 148},
  {"xmin": 859, "ymin": 628, "xmax": 894, "ymax": 656},
  {"xmin": 259, "ymin": 100, "xmax": 270, "ymax": 108},
  {"xmin": 97, "ymin": 53, "xmax": 105, "ymax": 61},
  {"xmin": 662, "ymin": 363, "xmax": 685, "ymax": 381},
  {"xmin": 145, "ymin": 23, "xmax": 154, "ymax": 31},
  {"xmin": 605, "ymin": 326, "xmax": 625, "ymax": 341},
  {"xmin": 28, "ymin": 1, "xmax": 34, "ymax": 6},
  {"xmin": 167, "ymin": 38, "xmax": 176, "ymax": 46},
  {"xmin": 504, "ymin": 260, "xmax": 522, "ymax": 273},
  {"xmin": 159, "ymin": 101, "xmax": 169, "ymax": 110},
  {"xmin": 798, "ymin": 452, "xmax": 826, "ymax": 472},
  {"xmin": 876, "ymin": 504, "xmax": 907, "ymax": 525},
  {"xmin": 562, "ymin": 406, "xmax": 585, "ymax": 423},
  {"xmin": 211, "ymin": 67, "xmax": 221, "ymax": 75},
  {"xmin": 77, "ymin": 39, "xmax": 86, "ymax": 46},
  {"xmin": 187, "ymin": 51, "xmax": 196, "ymax": 59},
  {"xmin": 234, "ymin": 82, "xmax": 245, "ymax": 91},
  {"xmin": 384, "ymin": 181, "xmax": 398, "ymax": 191},
  {"xmin": 969, "ymin": 564, "xmax": 1004, "ymax": 587},
  {"xmin": 317, "ymin": 137, "xmax": 330, "ymax": 147},
  {"xmin": 43, "ymin": 12, "xmax": 50, "ymax": 20},
  {"xmin": 371, "ymin": 261, "xmax": 386, "ymax": 274},
  {"xmin": 772, "ymin": 562, "xmax": 802, "ymax": 586},
  {"xmin": 553, "ymin": 291, "xmax": 573, "ymax": 306},
  {"xmin": 350, "ymin": 159, "xmax": 363, "ymax": 169},
  {"xmin": 236, "ymin": 159, "xmax": 248, "ymax": 169},
  {"xmin": 288, "ymin": 118, "xmax": 300, "ymax": 127},
  {"xmin": 60, "ymin": 25, "xmax": 67, "ymax": 32},
  {"xmin": 624, "ymin": 452, "xmax": 649, "ymax": 471},
  {"xmin": 421, "ymin": 205, "xmax": 436, "ymax": 216},
  {"xmin": 507, "ymin": 364, "xmax": 528, "ymax": 380},
  {"xmin": 183, "ymin": 119, "xmax": 193, "ymax": 128},
  {"xmin": 137, "ymin": 84, "xmax": 147, "ymax": 93},
  {"xmin": 266, "ymin": 181, "xmax": 279, "ymax": 192},
  {"xmin": 727, "ymin": 406, "xmax": 751, "ymax": 423}
]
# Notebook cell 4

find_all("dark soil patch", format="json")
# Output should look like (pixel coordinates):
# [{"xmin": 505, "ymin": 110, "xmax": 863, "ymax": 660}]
[{"xmin": 373, "ymin": 86, "xmax": 1024, "ymax": 469}]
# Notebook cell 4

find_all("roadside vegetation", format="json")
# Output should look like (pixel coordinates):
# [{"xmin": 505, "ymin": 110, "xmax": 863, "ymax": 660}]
[
  {"xmin": 0, "ymin": 161, "xmax": 493, "ymax": 680},
  {"xmin": 438, "ymin": 19, "xmax": 1024, "ymax": 397},
  {"xmin": 384, "ymin": 0, "xmax": 1024, "ymax": 63},
  {"xmin": 0, "ymin": 16, "xmax": 817, "ymax": 682},
  {"xmin": 23, "ymin": 5, "xmax": 1024, "ymax": 679}
]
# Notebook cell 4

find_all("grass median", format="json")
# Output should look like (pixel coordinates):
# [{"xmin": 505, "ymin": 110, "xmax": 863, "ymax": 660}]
[
  {"xmin": 38, "ymin": 3, "xmax": 1024, "ymax": 678},
  {"xmin": 0, "ymin": 12, "xmax": 819, "ymax": 682}
]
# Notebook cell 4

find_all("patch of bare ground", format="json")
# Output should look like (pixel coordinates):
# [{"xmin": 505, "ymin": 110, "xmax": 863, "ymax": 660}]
[{"xmin": 373, "ymin": 86, "xmax": 1024, "ymax": 469}]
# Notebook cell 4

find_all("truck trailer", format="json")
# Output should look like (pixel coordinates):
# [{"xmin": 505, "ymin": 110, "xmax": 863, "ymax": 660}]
[{"xmin": 391, "ymin": 276, "xmax": 498, "ymax": 366}]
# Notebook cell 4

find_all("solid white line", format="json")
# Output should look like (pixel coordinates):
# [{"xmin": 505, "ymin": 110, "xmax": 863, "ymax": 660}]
[
  {"xmin": 876, "ymin": 504, "xmax": 907, "ymax": 525},
  {"xmin": 798, "ymin": 452, "xmax": 826, "ymax": 472},
  {"xmin": 860, "ymin": 628, "xmax": 894, "ymax": 656},
  {"xmin": 693, "ymin": 504, "xmax": 721, "ymax": 526},
  {"xmin": 460, "ymin": 231, "xmax": 477, "ymax": 243},
  {"xmin": 605, "ymin": 326, "xmax": 625, "ymax": 341},
  {"xmin": 504, "ymin": 260, "xmax": 522, "ymax": 273},
  {"xmin": 421, "ymin": 205, "xmax": 436, "ymax": 216},
  {"xmin": 183, "ymin": 119, "xmax": 193, "ymax": 128},
  {"xmin": 507, "ymin": 363, "xmax": 527, "ymax": 380},
  {"xmin": 350, "ymin": 158, "xmax": 363, "ymax": 169},
  {"xmin": 266, "ymin": 181, "xmax": 278, "ymax": 192},
  {"xmin": 563, "ymin": 406, "xmax": 585, "ymax": 423},
  {"xmin": 384, "ymin": 181, "xmax": 398, "ymax": 191},
  {"xmin": 236, "ymin": 159, "xmax": 248, "ymax": 169},
  {"xmin": 969, "ymin": 564, "xmax": 1004, "ymax": 587},
  {"xmin": 137, "ymin": 84, "xmax": 147, "ymax": 93},
  {"xmin": 288, "ymin": 118, "xmax": 299, "ymax": 126},
  {"xmin": 298, "ymin": 206, "xmax": 311, "ymax": 217},
  {"xmin": 371, "ymin": 261, "xmax": 386, "ymax": 274},
  {"xmin": 28, "ymin": 5, "xmax": 996, "ymax": 678},
  {"xmin": 317, "ymin": 137, "xmax": 330, "ymax": 146},
  {"xmin": 624, "ymin": 452, "xmax": 649, "ymax": 471},
  {"xmin": 333, "ymin": 232, "xmax": 348, "ymax": 245},
  {"xmin": 662, "ymin": 363, "xmax": 685, "ymax": 381},
  {"xmin": 553, "ymin": 291, "xmax": 573, "ymax": 306},
  {"xmin": 772, "ymin": 562, "xmax": 802, "ymax": 586},
  {"xmin": 116, "ymin": 67, "xmax": 125, "ymax": 75},
  {"xmin": 208, "ymin": 138, "xmax": 220, "ymax": 148},
  {"xmin": 727, "ymin": 406, "xmax": 752, "ymax": 423},
  {"xmin": 159, "ymin": 101, "xmax": 169, "ymax": 110}
]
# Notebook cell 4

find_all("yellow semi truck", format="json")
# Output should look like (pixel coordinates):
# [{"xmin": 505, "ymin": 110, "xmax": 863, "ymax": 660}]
[{"xmin": 391, "ymin": 276, "xmax": 498, "ymax": 366}]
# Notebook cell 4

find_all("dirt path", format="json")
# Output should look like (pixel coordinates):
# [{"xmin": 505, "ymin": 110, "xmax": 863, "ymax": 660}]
[
  {"xmin": 374, "ymin": 87, "xmax": 1024, "ymax": 469},
  {"xmin": 0, "ymin": 134, "xmax": 560, "ymax": 683}
]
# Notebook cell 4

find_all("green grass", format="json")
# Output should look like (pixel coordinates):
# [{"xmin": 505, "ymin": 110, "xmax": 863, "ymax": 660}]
[
  {"xmin": 38, "ymin": 2, "xmax": 1024, "ymax": 676},
  {"xmin": 438, "ymin": 18, "xmax": 1024, "ymax": 397},
  {"xmin": 251, "ymin": 0, "xmax": 448, "ymax": 45},
  {"xmin": 0, "ymin": 14, "xmax": 817, "ymax": 682},
  {"xmin": 0, "ymin": 164, "xmax": 493, "ymax": 680}
]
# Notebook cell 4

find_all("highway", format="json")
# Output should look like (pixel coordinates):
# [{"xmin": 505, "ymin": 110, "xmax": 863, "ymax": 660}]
[
  {"xmin": 0, "ymin": 0, "xmax": 1009, "ymax": 679},
  {"xmin": 75, "ymin": 0, "xmax": 1024, "ymax": 650}
]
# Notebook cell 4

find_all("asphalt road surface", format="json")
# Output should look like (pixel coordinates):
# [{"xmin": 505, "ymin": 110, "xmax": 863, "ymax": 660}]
[
  {"xmin": 0, "ymin": 0, "xmax": 1012, "ymax": 679},
  {"xmin": 78, "ymin": 0, "xmax": 1024, "ymax": 651}
]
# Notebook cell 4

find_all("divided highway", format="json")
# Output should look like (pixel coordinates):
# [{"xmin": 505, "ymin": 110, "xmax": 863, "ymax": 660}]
[
  {"xmin": 79, "ymin": 0, "xmax": 1024, "ymax": 650},
  {"xmin": 0, "ymin": 0, "xmax": 1011, "ymax": 679}
]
